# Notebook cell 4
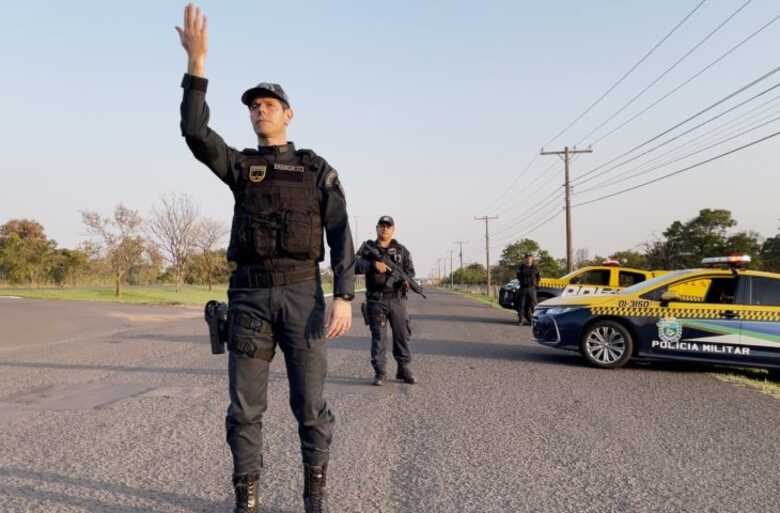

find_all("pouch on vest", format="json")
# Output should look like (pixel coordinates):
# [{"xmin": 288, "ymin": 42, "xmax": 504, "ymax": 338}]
[{"xmin": 280, "ymin": 210, "xmax": 318, "ymax": 259}]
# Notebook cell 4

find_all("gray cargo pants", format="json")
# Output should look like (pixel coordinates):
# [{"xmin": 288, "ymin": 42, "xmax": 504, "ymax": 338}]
[
  {"xmin": 226, "ymin": 277, "xmax": 334, "ymax": 476},
  {"xmin": 367, "ymin": 295, "xmax": 412, "ymax": 376}
]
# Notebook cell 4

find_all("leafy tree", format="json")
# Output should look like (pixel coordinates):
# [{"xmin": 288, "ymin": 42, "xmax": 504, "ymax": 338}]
[
  {"xmin": 498, "ymin": 239, "xmax": 540, "ymax": 268},
  {"xmin": 49, "ymin": 248, "xmax": 91, "ymax": 286},
  {"xmin": 536, "ymin": 249, "xmax": 564, "ymax": 277},
  {"xmin": 82, "ymin": 205, "xmax": 145, "ymax": 296},
  {"xmin": 0, "ymin": 219, "xmax": 57, "ymax": 285},
  {"xmin": 761, "ymin": 235, "xmax": 780, "ymax": 272},
  {"xmin": 450, "ymin": 263, "xmax": 487, "ymax": 285},
  {"xmin": 193, "ymin": 218, "xmax": 229, "ymax": 291},
  {"xmin": 608, "ymin": 250, "xmax": 648, "ymax": 269}
]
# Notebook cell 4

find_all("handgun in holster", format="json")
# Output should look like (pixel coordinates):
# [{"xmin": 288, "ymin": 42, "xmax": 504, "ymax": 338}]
[{"xmin": 204, "ymin": 300, "xmax": 228, "ymax": 355}]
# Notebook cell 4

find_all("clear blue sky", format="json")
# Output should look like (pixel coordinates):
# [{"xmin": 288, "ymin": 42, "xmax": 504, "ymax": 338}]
[{"xmin": 2, "ymin": 0, "xmax": 779, "ymax": 278}]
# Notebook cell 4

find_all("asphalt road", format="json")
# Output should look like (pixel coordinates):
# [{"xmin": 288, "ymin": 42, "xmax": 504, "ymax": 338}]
[{"xmin": 0, "ymin": 290, "xmax": 778, "ymax": 513}]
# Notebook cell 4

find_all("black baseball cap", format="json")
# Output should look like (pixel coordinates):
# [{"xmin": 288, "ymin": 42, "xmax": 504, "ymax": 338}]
[
  {"xmin": 377, "ymin": 216, "xmax": 394, "ymax": 226},
  {"xmin": 241, "ymin": 82, "xmax": 291, "ymax": 107}
]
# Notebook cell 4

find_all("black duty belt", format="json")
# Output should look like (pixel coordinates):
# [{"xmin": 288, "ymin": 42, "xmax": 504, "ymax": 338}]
[
  {"xmin": 230, "ymin": 265, "xmax": 318, "ymax": 289},
  {"xmin": 368, "ymin": 290, "xmax": 403, "ymax": 300}
]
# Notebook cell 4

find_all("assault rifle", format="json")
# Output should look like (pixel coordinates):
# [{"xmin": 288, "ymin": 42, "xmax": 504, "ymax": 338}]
[{"xmin": 360, "ymin": 243, "xmax": 426, "ymax": 298}]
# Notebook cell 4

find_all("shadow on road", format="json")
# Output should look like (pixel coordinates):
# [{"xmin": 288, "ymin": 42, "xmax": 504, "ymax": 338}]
[
  {"xmin": 410, "ymin": 313, "xmax": 517, "ymax": 325},
  {"xmin": 0, "ymin": 467, "xmax": 246, "ymax": 513},
  {"xmin": 329, "ymin": 336, "xmax": 583, "ymax": 367}
]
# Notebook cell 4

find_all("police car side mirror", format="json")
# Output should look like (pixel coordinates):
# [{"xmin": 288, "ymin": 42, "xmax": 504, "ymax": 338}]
[{"xmin": 660, "ymin": 291, "xmax": 680, "ymax": 306}]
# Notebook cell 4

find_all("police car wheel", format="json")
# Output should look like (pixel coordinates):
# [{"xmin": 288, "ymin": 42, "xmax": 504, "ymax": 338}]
[
  {"xmin": 767, "ymin": 368, "xmax": 780, "ymax": 382},
  {"xmin": 580, "ymin": 320, "xmax": 633, "ymax": 369}
]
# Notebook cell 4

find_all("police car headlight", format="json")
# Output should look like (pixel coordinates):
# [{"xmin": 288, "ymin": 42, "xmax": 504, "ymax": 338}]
[{"xmin": 545, "ymin": 306, "xmax": 580, "ymax": 316}]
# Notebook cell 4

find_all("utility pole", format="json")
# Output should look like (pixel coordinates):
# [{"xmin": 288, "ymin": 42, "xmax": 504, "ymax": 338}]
[
  {"xmin": 474, "ymin": 216, "xmax": 498, "ymax": 297},
  {"xmin": 449, "ymin": 250, "xmax": 454, "ymax": 288},
  {"xmin": 453, "ymin": 241, "xmax": 467, "ymax": 284},
  {"xmin": 540, "ymin": 146, "xmax": 592, "ymax": 273}
]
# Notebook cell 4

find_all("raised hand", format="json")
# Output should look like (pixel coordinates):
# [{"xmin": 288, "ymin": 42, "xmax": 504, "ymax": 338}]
[{"xmin": 175, "ymin": 3, "xmax": 208, "ymax": 76}]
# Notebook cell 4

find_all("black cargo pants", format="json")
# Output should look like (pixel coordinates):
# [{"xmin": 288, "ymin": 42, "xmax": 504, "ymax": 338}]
[
  {"xmin": 367, "ymin": 293, "xmax": 412, "ymax": 376},
  {"xmin": 226, "ymin": 276, "xmax": 334, "ymax": 476},
  {"xmin": 516, "ymin": 287, "xmax": 538, "ymax": 323}
]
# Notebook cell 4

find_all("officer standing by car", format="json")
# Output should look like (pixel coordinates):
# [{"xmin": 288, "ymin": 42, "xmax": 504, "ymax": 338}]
[
  {"xmin": 516, "ymin": 253, "xmax": 541, "ymax": 325},
  {"xmin": 355, "ymin": 216, "xmax": 417, "ymax": 386},
  {"xmin": 176, "ymin": 5, "xmax": 354, "ymax": 513}
]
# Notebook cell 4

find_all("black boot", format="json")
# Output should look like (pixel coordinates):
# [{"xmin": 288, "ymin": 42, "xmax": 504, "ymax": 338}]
[
  {"xmin": 232, "ymin": 473, "xmax": 259, "ymax": 513},
  {"xmin": 396, "ymin": 365, "xmax": 417, "ymax": 384},
  {"xmin": 372, "ymin": 373, "xmax": 385, "ymax": 386},
  {"xmin": 303, "ymin": 463, "xmax": 329, "ymax": 513}
]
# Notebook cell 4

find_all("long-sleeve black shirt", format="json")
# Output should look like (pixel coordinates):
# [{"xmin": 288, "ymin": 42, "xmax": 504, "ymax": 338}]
[
  {"xmin": 355, "ymin": 239, "xmax": 415, "ymax": 293},
  {"xmin": 516, "ymin": 263, "xmax": 541, "ymax": 289},
  {"xmin": 179, "ymin": 74, "xmax": 355, "ymax": 296}
]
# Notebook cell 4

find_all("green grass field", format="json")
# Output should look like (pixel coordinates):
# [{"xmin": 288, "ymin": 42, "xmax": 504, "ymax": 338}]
[
  {"xmin": 0, "ymin": 285, "xmax": 230, "ymax": 305},
  {"xmin": 0, "ymin": 282, "xmax": 337, "ymax": 305}
]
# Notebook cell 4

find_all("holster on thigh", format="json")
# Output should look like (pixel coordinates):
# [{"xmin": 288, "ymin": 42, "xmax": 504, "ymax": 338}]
[{"xmin": 227, "ymin": 310, "xmax": 276, "ymax": 361}]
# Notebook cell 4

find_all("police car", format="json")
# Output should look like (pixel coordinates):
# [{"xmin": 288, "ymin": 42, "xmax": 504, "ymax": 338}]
[
  {"xmin": 498, "ymin": 260, "xmax": 656, "ymax": 310},
  {"xmin": 532, "ymin": 256, "xmax": 780, "ymax": 377}
]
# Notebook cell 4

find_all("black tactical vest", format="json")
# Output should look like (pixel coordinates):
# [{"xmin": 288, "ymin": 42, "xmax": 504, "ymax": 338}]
[
  {"xmin": 366, "ymin": 241, "xmax": 406, "ymax": 292},
  {"xmin": 227, "ymin": 149, "xmax": 323, "ymax": 264}
]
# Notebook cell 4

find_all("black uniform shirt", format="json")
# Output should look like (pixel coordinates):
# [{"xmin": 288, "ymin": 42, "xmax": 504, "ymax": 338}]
[
  {"xmin": 355, "ymin": 239, "xmax": 415, "ymax": 294},
  {"xmin": 179, "ymin": 74, "xmax": 355, "ymax": 296},
  {"xmin": 516, "ymin": 263, "xmax": 541, "ymax": 289}
]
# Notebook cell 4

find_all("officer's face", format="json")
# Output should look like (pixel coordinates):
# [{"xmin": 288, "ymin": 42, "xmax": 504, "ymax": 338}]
[
  {"xmin": 376, "ymin": 223, "xmax": 395, "ymax": 241},
  {"xmin": 249, "ymin": 97, "xmax": 293, "ymax": 138}
]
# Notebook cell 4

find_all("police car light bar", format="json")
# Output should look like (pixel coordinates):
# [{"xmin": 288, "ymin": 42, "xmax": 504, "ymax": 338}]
[{"xmin": 701, "ymin": 255, "xmax": 752, "ymax": 266}]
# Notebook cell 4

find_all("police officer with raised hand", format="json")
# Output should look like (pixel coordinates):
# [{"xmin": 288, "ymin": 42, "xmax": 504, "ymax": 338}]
[
  {"xmin": 356, "ymin": 216, "xmax": 417, "ymax": 386},
  {"xmin": 176, "ymin": 4, "xmax": 354, "ymax": 512},
  {"xmin": 516, "ymin": 253, "xmax": 541, "ymax": 325}
]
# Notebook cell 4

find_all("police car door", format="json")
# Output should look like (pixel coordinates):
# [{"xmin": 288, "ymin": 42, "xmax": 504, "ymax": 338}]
[
  {"xmin": 741, "ymin": 276, "xmax": 780, "ymax": 368},
  {"xmin": 663, "ymin": 275, "xmax": 751, "ymax": 361}
]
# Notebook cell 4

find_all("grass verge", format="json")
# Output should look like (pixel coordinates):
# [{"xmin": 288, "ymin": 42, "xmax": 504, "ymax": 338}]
[
  {"xmin": 448, "ymin": 288, "xmax": 504, "ymax": 309},
  {"xmin": 711, "ymin": 368, "xmax": 780, "ymax": 399},
  {"xmin": 0, "ymin": 283, "xmax": 337, "ymax": 305},
  {"xmin": 0, "ymin": 285, "xmax": 229, "ymax": 305}
]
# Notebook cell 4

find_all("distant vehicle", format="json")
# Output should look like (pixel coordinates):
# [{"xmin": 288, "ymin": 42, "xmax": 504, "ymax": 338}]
[
  {"xmin": 532, "ymin": 255, "xmax": 780, "ymax": 378},
  {"xmin": 498, "ymin": 260, "xmax": 657, "ymax": 310}
]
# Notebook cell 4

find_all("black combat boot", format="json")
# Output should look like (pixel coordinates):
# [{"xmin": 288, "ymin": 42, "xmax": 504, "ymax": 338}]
[
  {"xmin": 232, "ymin": 473, "xmax": 259, "ymax": 513},
  {"xmin": 303, "ymin": 463, "xmax": 329, "ymax": 513},
  {"xmin": 372, "ymin": 373, "xmax": 385, "ymax": 386},
  {"xmin": 396, "ymin": 365, "xmax": 416, "ymax": 384}
]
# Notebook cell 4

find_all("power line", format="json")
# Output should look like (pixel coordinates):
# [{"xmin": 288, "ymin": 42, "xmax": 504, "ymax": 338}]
[
  {"xmin": 542, "ymin": 0, "xmax": 708, "ymax": 148},
  {"xmin": 498, "ymin": 164, "xmax": 555, "ymax": 215},
  {"xmin": 479, "ymin": 3, "xmax": 710, "ymax": 216},
  {"xmin": 573, "ymin": 0, "xmax": 754, "ymax": 145},
  {"xmin": 574, "ymin": 66, "xmax": 780, "ymax": 184},
  {"xmin": 492, "ymin": 199, "xmax": 563, "ymax": 244},
  {"xmin": 573, "ymin": 130, "xmax": 780, "ymax": 208},
  {"xmin": 588, "ymin": 12, "xmax": 780, "ymax": 146},
  {"xmin": 576, "ymin": 112, "xmax": 780, "ymax": 196},
  {"xmin": 578, "ymin": 99, "xmax": 780, "ymax": 194}
]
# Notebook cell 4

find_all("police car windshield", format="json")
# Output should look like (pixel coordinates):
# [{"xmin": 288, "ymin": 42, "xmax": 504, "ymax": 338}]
[{"xmin": 618, "ymin": 270, "xmax": 690, "ymax": 295}]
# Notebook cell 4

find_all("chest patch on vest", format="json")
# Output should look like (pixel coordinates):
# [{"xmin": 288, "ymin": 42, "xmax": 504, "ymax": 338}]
[{"xmin": 249, "ymin": 165, "xmax": 267, "ymax": 183}]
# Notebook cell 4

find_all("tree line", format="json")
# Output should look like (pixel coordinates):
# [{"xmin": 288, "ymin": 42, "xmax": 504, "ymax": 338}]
[
  {"xmin": 0, "ymin": 194, "xmax": 230, "ymax": 295},
  {"xmin": 448, "ymin": 209, "xmax": 780, "ymax": 285}
]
